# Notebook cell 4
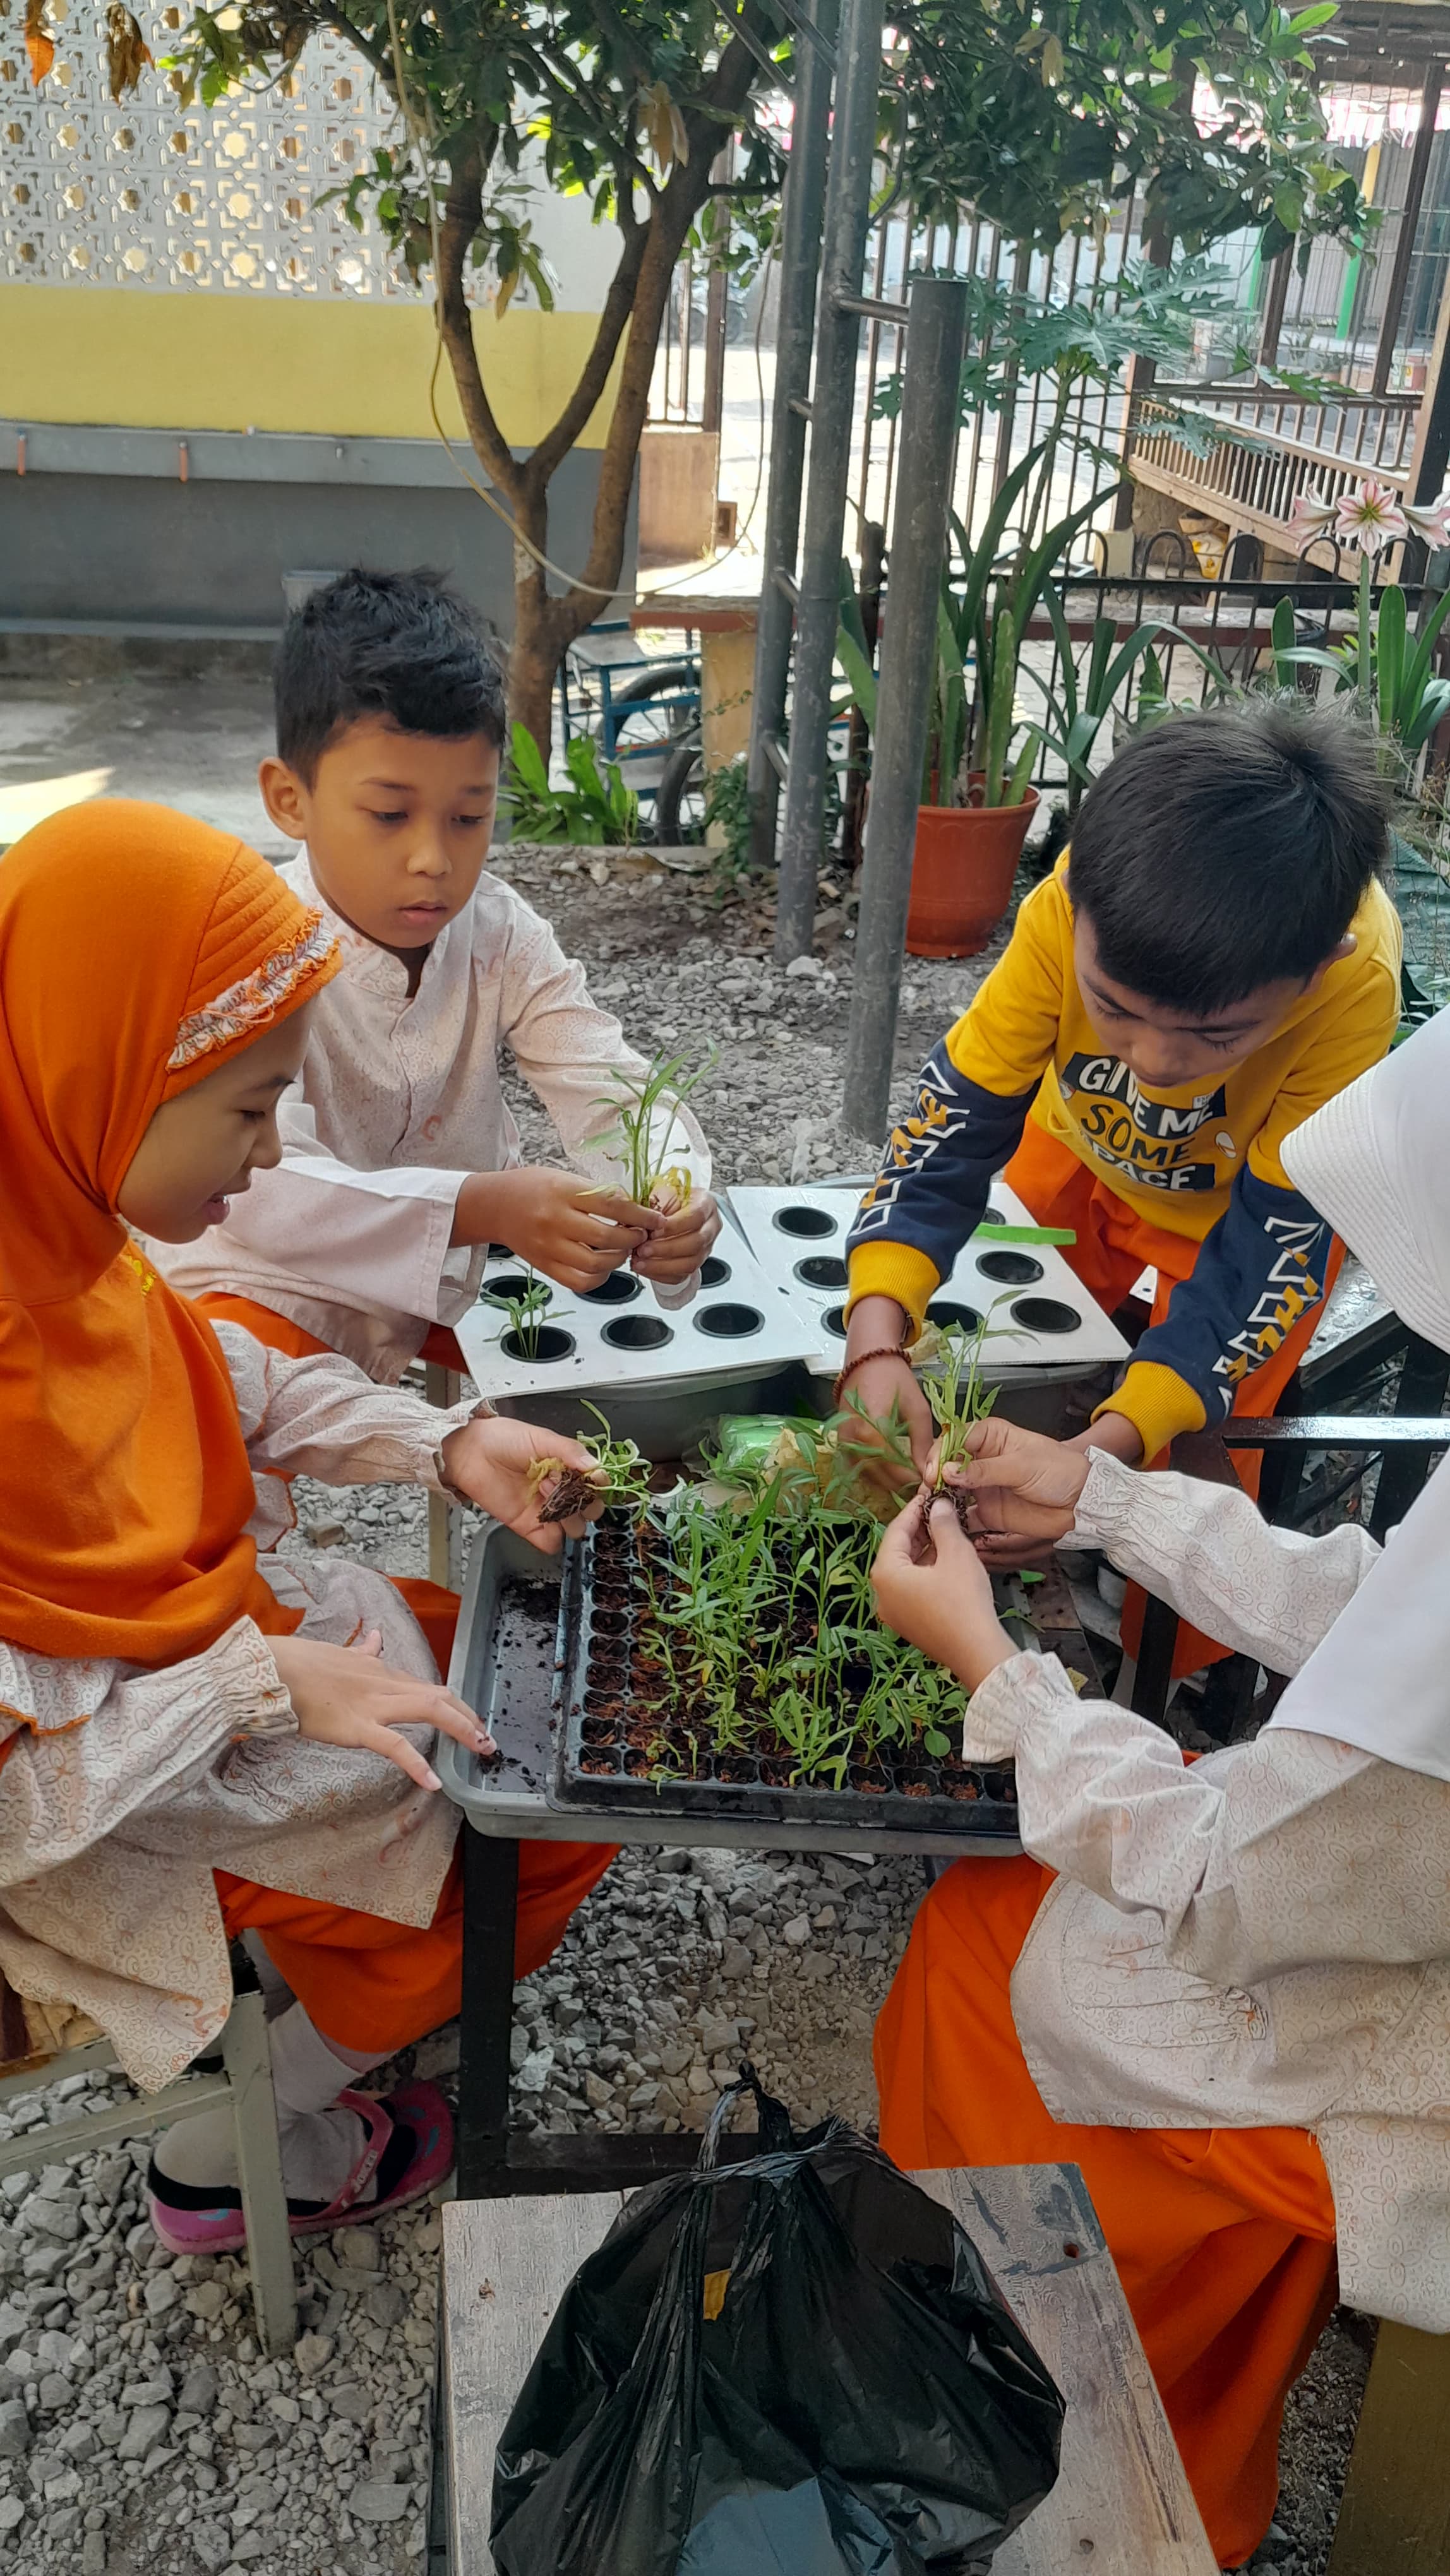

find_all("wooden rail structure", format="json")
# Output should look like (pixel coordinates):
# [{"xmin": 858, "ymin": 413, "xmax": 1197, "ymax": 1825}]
[{"xmin": 1127, "ymin": 385, "xmax": 1422, "ymax": 561}]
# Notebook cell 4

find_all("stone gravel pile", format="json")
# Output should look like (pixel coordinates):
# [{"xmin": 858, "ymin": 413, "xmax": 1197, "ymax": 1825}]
[
  {"xmin": 503, "ymin": 1842, "xmax": 917, "ymax": 2142},
  {"xmin": 0, "ymin": 2097, "xmax": 443, "ymax": 2576}
]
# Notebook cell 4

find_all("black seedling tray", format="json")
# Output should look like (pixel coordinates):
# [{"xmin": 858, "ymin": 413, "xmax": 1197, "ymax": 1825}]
[{"xmin": 551, "ymin": 1510, "xmax": 1024, "ymax": 1834}]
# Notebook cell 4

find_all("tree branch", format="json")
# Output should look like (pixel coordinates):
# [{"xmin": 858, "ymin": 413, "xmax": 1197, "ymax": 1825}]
[
  {"xmin": 542, "ymin": 28, "xmax": 765, "ymax": 622},
  {"xmin": 522, "ymin": 216, "xmax": 650, "ymax": 491},
  {"xmin": 436, "ymin": 143, "xmax": 523, "ymax": 498},
  {"xmin": 317, "ymin": 3, "xmax": 392, "ymax": 83}
]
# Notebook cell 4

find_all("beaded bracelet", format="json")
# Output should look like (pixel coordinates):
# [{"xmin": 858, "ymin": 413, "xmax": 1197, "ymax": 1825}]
[{"xmin": 832, "ymin": 1342, "xmax": 913, "ymax": 1410}]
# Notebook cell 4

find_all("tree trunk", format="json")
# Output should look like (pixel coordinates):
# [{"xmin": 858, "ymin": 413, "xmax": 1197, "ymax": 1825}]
[{"xmin": 508, "ymin": 588, "xmax": 566, "ymax": 760}]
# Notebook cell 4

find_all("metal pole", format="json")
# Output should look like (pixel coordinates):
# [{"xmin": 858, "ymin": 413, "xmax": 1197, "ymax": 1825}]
[
  {"xmin": 701, "ymin": 146, "xmax": 733, "ymax": 438},
  {"xmin": 842, "ymin": 275, "xmax": 969, "ymax": 1140},
  {"xmin": 1373, "ymin": 59, "xmax": 1444, "ymax": 398},
  {"xmin": 772, "ymin": 0, "xmax": 885, "ymax": 959},
  {"xmin": 745, "ymin": 0, "xmax": 840, "ymax": 874},
  {"xmin": 1258, "ymin": 245, "xmax": 1293, "ymax": 370}
]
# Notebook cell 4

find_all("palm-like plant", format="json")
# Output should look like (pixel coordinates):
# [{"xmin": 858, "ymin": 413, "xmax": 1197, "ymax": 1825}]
[{"xmin": 1271, "ymin": 568, "xmax": 1450, "ymax": 763}]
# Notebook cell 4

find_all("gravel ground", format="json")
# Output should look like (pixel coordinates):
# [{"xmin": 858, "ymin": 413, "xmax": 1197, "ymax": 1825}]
[{"xmin": 0, "ymin": 838, "xmax": 1372, "ymax": 2573}]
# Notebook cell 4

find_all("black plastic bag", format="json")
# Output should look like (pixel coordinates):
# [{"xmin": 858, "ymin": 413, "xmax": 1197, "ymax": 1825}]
[{"xmin": 491, "ymin": 2070, "xmax": 1064, "ymax": 2575}]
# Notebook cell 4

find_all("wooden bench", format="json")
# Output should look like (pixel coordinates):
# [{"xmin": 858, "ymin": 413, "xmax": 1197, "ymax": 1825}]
[
  {"xmin": 1326, "ymin": 2320, "xmax": 1450, "ymax": 2575},
  {"xmin": 439, "ymin": 2161, "xmax": 1218, "ymax": 2574}
]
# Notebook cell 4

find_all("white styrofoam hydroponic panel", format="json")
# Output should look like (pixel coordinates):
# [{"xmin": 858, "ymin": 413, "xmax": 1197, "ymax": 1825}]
[
  {"xmin": 728, "ymin": 1181, "xmax": 1131, "ymax": 1380},
  {"xmin": 451, "ymin": 1228, "xmax": 820, "ymax": 1406}
]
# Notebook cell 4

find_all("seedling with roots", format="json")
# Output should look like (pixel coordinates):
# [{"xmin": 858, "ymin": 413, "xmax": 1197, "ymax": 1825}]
[
  {"xmin": 916, "ymin": 1302, "xmax": 1019, "ymax": 1541},
  {"xmin": 530, "ymin": 1400, "xmax": 654, "ymax": 1526},
  {"xmin": 594, "ymin": 1046, "xmax": 715, "ymax": 1222}
]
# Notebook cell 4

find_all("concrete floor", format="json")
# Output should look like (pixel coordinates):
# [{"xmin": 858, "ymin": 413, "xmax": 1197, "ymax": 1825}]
[{"xmin": 0, "ymin": 659, "xmax": 286, "ymax": 854}]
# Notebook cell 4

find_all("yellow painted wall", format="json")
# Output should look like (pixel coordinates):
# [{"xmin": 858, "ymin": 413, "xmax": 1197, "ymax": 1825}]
[{"xmin": 0, "ymin": 285, "xmax": 623, "ymax": 447}]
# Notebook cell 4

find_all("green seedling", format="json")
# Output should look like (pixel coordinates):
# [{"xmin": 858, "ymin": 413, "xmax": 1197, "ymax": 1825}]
[
  {"xmin": 613, "ymin": 1458, "xmax": 978, "ymax": 1789},
  {"xmin": 916, "ymin": 1302, "xmax": 1022, "ymax": 1542},
  {"xmin": 973, "ymin": 1224, "xmax": 1076, "ymax": 1246},
  {"xmin": 481, "ymin": 1265, "xmax": 551, "ymax": 1361},
  {"xmin": 593, "ymin": 1046, "xmax": 715, "ymax": 1216}
]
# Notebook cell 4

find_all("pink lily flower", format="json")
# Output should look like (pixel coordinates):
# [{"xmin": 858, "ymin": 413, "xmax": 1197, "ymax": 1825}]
[
  {"xmin": 1286, "ymin": 487, "xmax": 1336, "ymax": 545},
  {"xmin": 1405, "ymin": 491, "xmax": 1450, "ymax": 550},
  {"xmin": 1333, "ymin": 479, "xmax": 1410, "ymax": 549}
]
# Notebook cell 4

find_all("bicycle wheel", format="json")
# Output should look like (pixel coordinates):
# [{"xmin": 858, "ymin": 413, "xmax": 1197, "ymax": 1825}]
[
  {"xmin": 598, "ymin": 662, "xmax": 700, "ymax": 758},
  {"xmin": 655, "ymin": 734, "xmax": 709, "ymax": 843}
]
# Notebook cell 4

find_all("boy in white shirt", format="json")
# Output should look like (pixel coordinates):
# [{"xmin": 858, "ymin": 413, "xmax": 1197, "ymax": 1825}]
[{"xmin": 163, "ymin": 569, "xmax": 719, "ymax": 1378}]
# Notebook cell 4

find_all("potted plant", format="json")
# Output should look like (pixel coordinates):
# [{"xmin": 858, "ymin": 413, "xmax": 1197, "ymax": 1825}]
[
  {"xmin": 838, "ymin": 438, "xmax": 1108, "ymax": 955},
  {"xmin": 1025, "ymin": 594, "xmax": 1234, "ymax": 874},
  {"xmin": 841, "ymin": 255, "xmax": 1274, "ymax": 950}
]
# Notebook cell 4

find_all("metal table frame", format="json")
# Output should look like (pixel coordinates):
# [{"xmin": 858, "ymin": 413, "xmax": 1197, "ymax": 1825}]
[
  {"xmin": 1132, "ymin": 1370, "xmax": 1448, "ymax": 1733},
  {"xmin": 451, "ymin": 1323, "xmax": 1449, "ymax": 2197}
]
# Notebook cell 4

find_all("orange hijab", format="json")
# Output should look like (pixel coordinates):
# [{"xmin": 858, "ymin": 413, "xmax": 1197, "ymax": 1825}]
[{"xmin": 0, "ymin": 801, "xmax": 339, "ymax": 1667}]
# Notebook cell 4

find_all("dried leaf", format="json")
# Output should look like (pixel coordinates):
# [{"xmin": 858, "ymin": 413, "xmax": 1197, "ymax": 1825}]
[
  {"xmin": 640, "ymin": 78, "xmax": 679, "ymax": 174},
  {"xmin": 24, "ymin": 0, "xmax": 54, "ymax": 86},
  {"xmin": 1040, "ymin": 30, "xmax": 1064, "ymax": 83},
  {"xmin": 104, "ymin": 2, "xmax": 152, "ymax": 100},
  {"xmin": 494, "ymin": 261, "xmax": 517, "ymax": 315}
]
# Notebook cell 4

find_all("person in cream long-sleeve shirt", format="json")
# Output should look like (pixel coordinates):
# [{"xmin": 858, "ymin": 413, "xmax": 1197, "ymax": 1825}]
[
  {"xmin": 868, "ymin": 1006, "xmax": 1450, "ymax": 2572},
  {"xmin": 157, "ymin": 569, "xmax": 717, "ymax": 1380}
]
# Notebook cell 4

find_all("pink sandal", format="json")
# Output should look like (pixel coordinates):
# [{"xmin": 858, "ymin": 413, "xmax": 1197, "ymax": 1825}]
[{"xmin": 148, "ymin": 2078, "xmax": 455, "ymax": 2255}]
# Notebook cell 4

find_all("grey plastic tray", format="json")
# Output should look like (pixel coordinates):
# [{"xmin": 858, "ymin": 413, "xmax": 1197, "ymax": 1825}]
[{"xmin": 436, "ymin": 1519, "xmax": 1024, "ymax": 1859}]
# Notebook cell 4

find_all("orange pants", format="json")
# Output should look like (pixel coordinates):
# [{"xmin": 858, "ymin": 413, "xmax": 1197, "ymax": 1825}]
[
  {"xmin": 206, "ymin": 1296, "xmax": 616, "ymax": 2054},
  {"xmin": 215, "ymin": 1833, "xmax": 613, "ymax": 2058},
  {"xmin": 875, "ymin": 1855, "xmax": 1338, "ymax": 2570},
  {"xmin": 1004, "ymin": 1122, "xmax": 1343, "ymax": 1673}
]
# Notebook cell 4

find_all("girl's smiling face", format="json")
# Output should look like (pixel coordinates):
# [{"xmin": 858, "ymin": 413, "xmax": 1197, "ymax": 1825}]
[{"xmin": 116, "ymin": 1006, "xmax": 314, "ymax": 1243}]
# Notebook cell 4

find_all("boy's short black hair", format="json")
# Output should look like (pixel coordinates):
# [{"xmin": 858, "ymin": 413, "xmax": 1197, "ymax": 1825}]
[
  {"xmin": 274, "ymin": 567, "xmax": 506, "ymax": 782},
  {"xmin": 1066, "ymin": 698, "xmax": 1389, "ymax": 1014}
]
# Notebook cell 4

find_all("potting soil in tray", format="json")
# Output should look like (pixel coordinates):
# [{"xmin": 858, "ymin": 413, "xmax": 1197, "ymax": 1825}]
[{"xmin": 551, "ymin": 1509, "xmax": 1021, "ymax": 1833}]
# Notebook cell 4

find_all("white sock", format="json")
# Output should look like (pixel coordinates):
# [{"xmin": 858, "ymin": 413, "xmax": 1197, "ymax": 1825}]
[
  {"xmin": 153, "ymin": 2005, "xmax": 386, "ymax": 2208},
  {"xmin": 241, "ymin": 1929, "xmax": 296, "ymax": 2021}
]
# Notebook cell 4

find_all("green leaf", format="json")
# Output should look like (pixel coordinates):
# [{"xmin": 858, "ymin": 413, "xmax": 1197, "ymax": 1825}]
[
  {"xmin": 1399, "ymin": 679, "xmax": 1450, "ymax": 752},
  {"xmin": 1396, "ymin": 583, "xmax": 1450, "ymax": 719},
  {"xmin": 509, "ymin": 722, "xmax": 549, "ymax": 795},
  {"xmin": 1375, "ymin": 581, "xmax": 1406, "ymax": 730}
]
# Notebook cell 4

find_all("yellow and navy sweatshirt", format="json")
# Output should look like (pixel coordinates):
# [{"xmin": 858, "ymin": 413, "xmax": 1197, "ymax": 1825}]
[{"xmin": 846, "ymin": 858, "xmax": 1403, "ymax": 1460}]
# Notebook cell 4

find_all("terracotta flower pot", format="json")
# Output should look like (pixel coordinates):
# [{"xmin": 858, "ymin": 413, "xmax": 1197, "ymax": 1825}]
[{"xmin": 905, "ymin": 785, "xmax": 1040, "ymax": 959}]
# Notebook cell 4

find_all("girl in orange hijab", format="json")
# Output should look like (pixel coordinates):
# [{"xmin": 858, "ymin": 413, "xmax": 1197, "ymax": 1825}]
[{"xmin": 0, "ymin": 800, "xmax": 610, "ymax": 2241}]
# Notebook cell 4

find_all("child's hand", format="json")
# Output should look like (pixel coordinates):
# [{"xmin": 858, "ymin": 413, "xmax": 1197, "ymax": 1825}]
[
  {"xmin": 632, "ymin": 1188, "xmax": 722, "ymax": 1284},
  {"xmin": 938, "ymin": 1417, "xmax": 1091, "ymax": 1541},
  {"xmin": 270, "ymin": 1631, "xmax": 492, "ymax": 1792},
  {"xmin": 838, "ymin": 1299, "xmax": 935, "ymax": 1484},
  {"xmin": 870, "ymin": 1491, "xmax": 1017, "ymax": 1691},
  {"xmin": 439, "ymin": 1416, "xmax": 608, "ymax": 1554},
  {"xmin": 466, "ymin": 1166, "xmax": 661, "ymax": 1292}
]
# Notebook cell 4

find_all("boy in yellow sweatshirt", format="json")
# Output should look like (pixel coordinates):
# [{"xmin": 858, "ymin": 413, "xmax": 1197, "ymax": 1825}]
[{"xmin": 843, "ymin": 700, "xmax": 1401, "ymax": 1655}]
